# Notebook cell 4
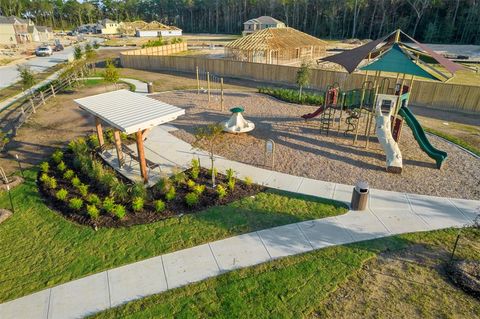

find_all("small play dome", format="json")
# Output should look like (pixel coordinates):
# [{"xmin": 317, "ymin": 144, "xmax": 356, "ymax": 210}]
[{"xmin": 222, "ymin": 107, "xmax": 255, "ymax": 134}]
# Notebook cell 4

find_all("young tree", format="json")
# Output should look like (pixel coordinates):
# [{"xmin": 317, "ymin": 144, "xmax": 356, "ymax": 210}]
[
  {"xmin": 102, "ymin": 59, "xmax": 119, "ymax": 88},
  {"xmin": 192, "ymin": 123, "xmax": 225, "ymax": 187},
  {"xmin": 296, "ymin": 61, "xmax": 311, "ymax": 100},
  {"xmin": 84, "ymin": 43, "xmax": 97, "ymax": 61},
  {"xmin": 17, "ymin": 64, "xmax": 36, "ymax": 93},
  {"xmin": 92, "ymin": 40, "xmax": 100, "ymax": 49},
  {"xmin": 73, "ymin": 45, "xmax": 83, "ymax": 60}
]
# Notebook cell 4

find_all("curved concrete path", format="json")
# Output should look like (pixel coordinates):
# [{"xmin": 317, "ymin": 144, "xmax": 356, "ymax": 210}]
[{"xmin": 1, "ymin": 94, "xmax": 479, "ymax": 319}]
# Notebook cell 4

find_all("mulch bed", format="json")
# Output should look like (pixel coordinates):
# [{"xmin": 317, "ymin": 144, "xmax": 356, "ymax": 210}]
[
  {"xmin": 39, "ymin": 163, "xmax": 264, "ymax": 228},
  {"xmin": 447, "ymin": 259, "xmax": 480, "ymax": 299}
]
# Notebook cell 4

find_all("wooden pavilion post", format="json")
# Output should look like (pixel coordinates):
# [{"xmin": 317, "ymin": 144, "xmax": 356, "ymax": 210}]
[
  {"xmin": 113, "ymin": 129, "xmax": 124, "ymax": 167},
  {"xmin": 136, "ymin": 130, "xmax": 148, "ymax": 184},
  {"xmin": 95, "ymin": 117, "xmax": 105, "ymax": 149}
]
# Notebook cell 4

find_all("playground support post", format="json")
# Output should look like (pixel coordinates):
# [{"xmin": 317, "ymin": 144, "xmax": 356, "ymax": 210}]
[
  {"xmin": 207, "ymin": 72, "xmax": 211, "ymax": 102},
  {"xmin": 220, "ymin": 77, "xmax": 224, "ymax": 111},
  {"xmin": 337, "ymin": 92, "xmax": 346, "ymax": 134},
  {"xmin": 353, "ymin": 74, "xmax": 372, "ymax": 145},
  {"xmin": 196, "ymin": 66, "xmax": 200, "ymax": 94},
  {"xmin": 391, "ymin": 73, "xmax": 407, "ymax": 134},
  {"xmin": 365, "ymin": 71, "xmax": 382, "ymax": 149}
]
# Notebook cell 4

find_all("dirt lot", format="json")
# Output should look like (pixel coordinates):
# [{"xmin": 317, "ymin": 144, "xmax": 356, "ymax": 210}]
[
  {"xmin": 410, "ymin": 105, "xmax": 480, "ymax": 149},
  {"xmin": 315, "ymin": 236, "xmax": 480, "ymax": 319},
  {"xmin": 154, "ymin": 90, "xmax": 479, "ymax": 199},
  {"xmin": 0, "ymin": 83, "xmax": 128, "ymax": 175}
]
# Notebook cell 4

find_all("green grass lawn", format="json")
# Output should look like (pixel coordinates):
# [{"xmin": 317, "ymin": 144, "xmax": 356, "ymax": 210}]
[
  {"xmin": 425, "ymin": 127, "xmax": 480, "ymax": 156},
  {"xmin": 0, "ymin": 169, "xmax": 346, "ymax": 303},
  {"xmin": 91, "ymin": 228, "xmax": 479, "ymax": 319}
]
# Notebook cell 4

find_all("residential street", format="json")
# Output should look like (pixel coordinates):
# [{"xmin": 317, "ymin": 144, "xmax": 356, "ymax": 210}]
[{"xmin": 0, "ymin": 38, "xmax": 102, "ymax": 89}]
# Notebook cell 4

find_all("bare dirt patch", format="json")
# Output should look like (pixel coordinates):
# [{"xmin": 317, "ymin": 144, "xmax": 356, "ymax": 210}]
[
  {"xmin": 315, "ymin": 243, "xmax": 480, "ymax": 318},
  {"xmin": 0, "ymin": 83, "xmax": 127, "ymax": 175},
  {"xmin": 154, "ymin": 90, "xmax": 479, "ymax": 199}
]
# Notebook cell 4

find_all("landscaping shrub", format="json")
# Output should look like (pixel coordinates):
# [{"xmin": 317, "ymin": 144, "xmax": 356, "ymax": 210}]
[
  {"xmin": 244, "ymin": 176, "xmax": 253, "ymax": 186},
  {"xmin": 130, "ymin": 182, "xmax": 147, "ymax": 200},
  {"xmin": 155, "ymin": 177, "xmax": 172, "ymax": 195},
  {"xmin": 68, "ymin": 137, "xmax": 88, "ymax": 154},
  {"xmin": 113, "ymin": 204, "xmax": 126, "ymax": 219},
  {"xmin": 57, "ymin": 161, "xmax": 66, "ymax": 172},
  {"xmin": 77, "ymin": 184, "xmax": 89, "ymax": 197},
  {"xmin": 55, "ymin": 189, "xmax": 68, "ymax": 201},
  {"xmin": 99, "ymin": 171, "xmax": 118, "ymax": 192},
  {"xmin": 258, "ymin": 87, "xmax": 324, "ymax": 106},
  {"xmin": 105, "ymin": 129, "xmax": 115, "ymax": 144},
  {"xmin": 87, "ymin": 194, "xmax": 101, "ymax": 206},
  {"xmin": 68, "ymin": 197, "xmax": 83, "ymax": 211},
  {"xmin": 87, "ymin": 204, "xmax": 100, "ymax": 219},
  {"xmin": 39, "ymin": 173, "xmax": 49, "ymax": 183},
  {"xmin": 90, "ymin": 160, "xmax": 105, "ymax": 181},
  {"xmin": 71, "ymin": 176, "xmax": 81, "ymax": 188},
  {"xmin": 193, "ymin": 184, "xmax": 205, "ymax": 195},
  {"xmin": 132, "ymin": 197, "xmax": 144, "ymax": 212},
  {"xmin": 170, "ymin": 37, "xmax": 183, "ymax": 44},
  {"xmin": 40, "ymin": 162, "xmax": 49, "ymax": 173},
  {"xmin": 216, "ymin": 184, "xmax": 227, "ymax": 199},
  {"xmin": 154, "ymin": 200, "xmax": 166, "ymax": 213},
  {"xmin": 103, "ymin": 197, "xmax": 116, "ymax": 214},
  {"xmin": 142, "ymin": 37, "xmax": 166, "ymax": 48},
  {"xmin": 87, "ymin": 134, "xmax": 100, "ymax": 149},
  {"xmin": 172, "ymin": 171, "xmax": 187, "ymax": 185},
  {"xmin": 51, "ymin": 150, "xmax": 64, "ymax": 163},
  {"xmin": 228, "ymin": 178, "xmax": 235, "ymax": 192},
  {"xmin": 226, "ymin": 168, "xmax": 235, "ymax": 181},
  {"xmin": 187, "ymin": 179, "xmax": 196, "ymax": 189},
  {"xmin": 190, "ymin": 158, "xmax": 200, "ymax": 179},
  {"xmin": 44, "ymin": 176, "xmax": 57, "ymax": 190},
  {"xmin": 111, "ymin": 181, "xmax": 129, "ymax": 202},
  {"xmin": 185, "ymin": 192, "xmax": 199, "ymax": 207},
  {"xmin": 63, "ymin": 169, "xmax": 75, "ymax": 180},
  {"xmin": 165, "ymin": 186, "xmax": 176, "ymax": 201}
]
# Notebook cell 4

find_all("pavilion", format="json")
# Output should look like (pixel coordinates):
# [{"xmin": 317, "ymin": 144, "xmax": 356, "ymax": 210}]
[{"xmin": 74, "ymin": 89, "xmax": 185, "ymax": 184}]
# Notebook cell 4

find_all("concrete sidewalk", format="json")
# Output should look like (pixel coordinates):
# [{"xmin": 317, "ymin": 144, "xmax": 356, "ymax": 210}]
[{"xmin": 1, "ymin": 96, "xmax": 479, "ymax": 319}]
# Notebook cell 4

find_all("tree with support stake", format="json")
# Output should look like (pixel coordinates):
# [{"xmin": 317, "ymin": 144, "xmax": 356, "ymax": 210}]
[
  {"xmin": 192, "ymin": 124, "xmax": 225, "ymax": 187},
  {"xmin": 103, "ymin": 59, "xmax": 119, "ymax": 89},
  {"xmin": 17, "ymin": 65, "xmax": 36, "ymax": 95},
  {"xmin": 296, "ymin": 61, "xmax": 311, "ymax": 101}
]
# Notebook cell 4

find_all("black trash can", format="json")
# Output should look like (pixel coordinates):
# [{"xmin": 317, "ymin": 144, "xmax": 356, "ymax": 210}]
[
  {"xmin": 351, "ymin": 181, "xmax": 369, "ymax": 210},
  {"xmin": 147, "ymin": 82, "xmax": 154, "ymax": 93}
]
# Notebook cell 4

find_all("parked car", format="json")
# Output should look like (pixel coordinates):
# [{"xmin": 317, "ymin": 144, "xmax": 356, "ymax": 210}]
[
  {"xmin": 35, "ymin": 46, "xmax": 53, "ymax": 56},
  {"xmin": 53, "ymin": 43, "xmax": 64, "ymax": 51}
]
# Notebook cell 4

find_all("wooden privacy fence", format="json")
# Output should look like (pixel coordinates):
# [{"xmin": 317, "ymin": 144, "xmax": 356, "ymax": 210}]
[
  {"xmin": 120, "ymin": 42, "xmax": 187, "ymax": 56},
  {"xmin": 119, "ymin": 54, "xmax": 480, "ymax": 113}
]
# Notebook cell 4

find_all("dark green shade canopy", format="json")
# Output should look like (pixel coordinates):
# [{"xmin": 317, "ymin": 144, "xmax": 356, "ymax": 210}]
[
  {"xmin": 360, "ymin": 44, "xmax": 440, "ymax": 81},
  {"xmin": 230, "ymin": 107, "xmax": 244, "ymax": 113}
]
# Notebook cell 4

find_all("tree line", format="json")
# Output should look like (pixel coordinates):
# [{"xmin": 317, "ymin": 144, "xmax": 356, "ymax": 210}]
[{"xmin": 1, "ymin": 0, "xmax": 479, "ymax": 44}]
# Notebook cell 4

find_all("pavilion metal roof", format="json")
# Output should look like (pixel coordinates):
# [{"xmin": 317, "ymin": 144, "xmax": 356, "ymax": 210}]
[{"xmin": 74, "ymin": 89, "xmax": 185, "ymax": 134}]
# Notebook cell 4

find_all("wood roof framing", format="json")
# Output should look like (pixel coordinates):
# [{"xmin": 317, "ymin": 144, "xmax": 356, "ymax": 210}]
[{"xmin": 225, "ymin": 27, "xmax": 327, "ymax": 52}]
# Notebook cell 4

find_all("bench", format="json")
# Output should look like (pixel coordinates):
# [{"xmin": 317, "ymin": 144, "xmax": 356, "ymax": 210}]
[{"xmin": 121, "ymin": 144, "xmax": 161, "ymax": 175}]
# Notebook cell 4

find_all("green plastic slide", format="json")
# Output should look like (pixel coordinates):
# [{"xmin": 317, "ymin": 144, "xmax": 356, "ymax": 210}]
[{"xmin": 398, "ymin": 106, "xmax": 447, "ymax": 169}]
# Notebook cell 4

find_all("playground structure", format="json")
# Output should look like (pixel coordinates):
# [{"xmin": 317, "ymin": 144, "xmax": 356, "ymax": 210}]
[
  {"xmin": 222, "ymin": 107, "xmax": 255, "ymax": 133},
  {"xmin": 301, "ymin": 29, "xmax": 467, "ymax": 172}
]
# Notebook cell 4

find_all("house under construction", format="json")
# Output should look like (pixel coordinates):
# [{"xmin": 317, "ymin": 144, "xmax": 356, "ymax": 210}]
[
  {"xmin": 225, "ymin": 27, "xmax": 327, "ymax": 64},
  {"xmin": 119, "ymin": 20, "xmax": 182, "ymax": 37}
]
